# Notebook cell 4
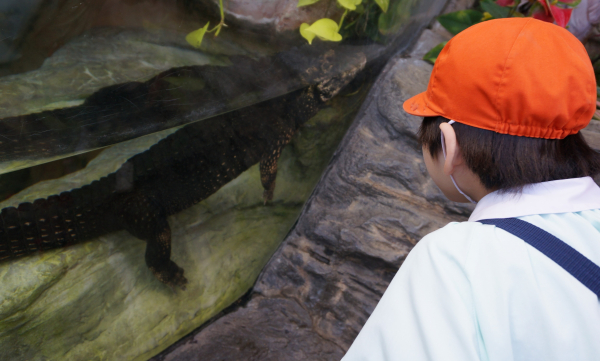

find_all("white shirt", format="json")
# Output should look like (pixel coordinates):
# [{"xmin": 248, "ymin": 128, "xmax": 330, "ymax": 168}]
[{"xmin": 342, "ymin": 177, "xmax": 600, "ymax": 361}]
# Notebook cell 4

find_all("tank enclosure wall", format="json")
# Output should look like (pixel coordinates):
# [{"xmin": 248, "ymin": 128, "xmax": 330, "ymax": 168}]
[{"xmin": 0, "ymin": 0, "xmax": 446, "ymax": 359}]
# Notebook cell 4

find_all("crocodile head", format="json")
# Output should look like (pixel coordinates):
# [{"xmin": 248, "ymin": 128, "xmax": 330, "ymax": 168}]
[
  {"xmin": 314, "ymin": 61, "xmax": 364, "ymax": 102},
  {"xmin": 304, "ymin": 49, "xmax": 367, "ymax": 102},
  {"xmin": 279, "ymin": 46, "xmax": 367, "ymax": 102}
]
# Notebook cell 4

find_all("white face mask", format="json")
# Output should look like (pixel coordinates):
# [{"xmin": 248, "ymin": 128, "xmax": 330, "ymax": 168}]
[{"xmin": 440, "ymin": 120, "xmax": 477, "ymax": 204}]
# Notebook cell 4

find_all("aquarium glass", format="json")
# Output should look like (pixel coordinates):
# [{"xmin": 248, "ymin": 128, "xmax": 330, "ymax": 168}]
[{"xmin": 0, "ymin": 0, "xmax": 445, "ymax": 359}]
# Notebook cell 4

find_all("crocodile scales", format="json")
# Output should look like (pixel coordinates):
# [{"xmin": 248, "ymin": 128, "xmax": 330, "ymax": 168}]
[{"xmin": 0, "ymin": 48, "xmax": 366, "ymax": 290}]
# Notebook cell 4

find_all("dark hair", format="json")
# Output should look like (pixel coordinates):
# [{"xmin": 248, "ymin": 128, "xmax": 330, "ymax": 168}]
[{"xmin": 418, "ymin": 116, "xmax": 600, "ymax": 192}]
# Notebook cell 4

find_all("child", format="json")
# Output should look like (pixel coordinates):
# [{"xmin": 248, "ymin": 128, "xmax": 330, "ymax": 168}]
[{"xmin": 342, "ymin": 18, "xmax": 600, "ymax": 360}]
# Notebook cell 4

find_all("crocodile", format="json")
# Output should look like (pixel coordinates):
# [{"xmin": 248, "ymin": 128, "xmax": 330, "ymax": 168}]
[
  {"xmin": 0, "ymin": 47, "xmax": 366, "ymax": 290},
  {"xmin": 0, "ymin": 45, "xmax": 365, "ymax": 168}
]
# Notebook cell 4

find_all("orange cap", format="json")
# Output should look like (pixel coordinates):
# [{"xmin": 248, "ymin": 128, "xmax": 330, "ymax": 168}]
[{"xmin": 403, "ymin": 18, "xmax": 596, "ymax": 139}]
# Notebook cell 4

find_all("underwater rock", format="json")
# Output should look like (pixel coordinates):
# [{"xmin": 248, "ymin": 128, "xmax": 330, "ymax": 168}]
[
  {"xmin": 0, "ymin": 27, "xmax": 227, "ymax": 174},
  {"xmin": 0, "ymin": 28, "xmax": 227, "ymax": 120},
  {"xmin": 0, "ymin": 78, "xmax": 366, "ymax": 360},
  {"xmin": 0, "ymin": 0, "xmax": 108, "ymax": 74},
  {"xmin": 0, "ymin": 0, "xmax": 44, "ymax": 64}
]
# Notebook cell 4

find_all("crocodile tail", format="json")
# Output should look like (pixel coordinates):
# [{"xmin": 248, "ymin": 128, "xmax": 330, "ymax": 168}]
[
  {"xmin": 0, "ymin": 192, "xmax": 80, "ymax": 260},
  {"xmin": 0, "ymin": 173, "xmax": 119, "ymax": 261}
]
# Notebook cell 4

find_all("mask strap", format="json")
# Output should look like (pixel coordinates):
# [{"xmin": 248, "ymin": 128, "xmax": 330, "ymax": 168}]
[{"xmin": 441, "ymin": 120, "xmax": 476, "ymax": 204}]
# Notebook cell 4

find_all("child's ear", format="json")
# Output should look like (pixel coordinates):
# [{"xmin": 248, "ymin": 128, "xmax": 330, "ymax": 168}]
[{"xmin": 439, "ymin": 122, "xmax": 463, "ymax": 175}]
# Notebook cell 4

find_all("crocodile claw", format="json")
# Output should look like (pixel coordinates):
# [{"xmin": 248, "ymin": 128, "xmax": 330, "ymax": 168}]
[
  {"xmin": 150, "ymin": 261, "xmax": 188, "ymax": 291},
  {"xmin": 263, "ymin": 189, "xmax": 274, "ymax": 205}
]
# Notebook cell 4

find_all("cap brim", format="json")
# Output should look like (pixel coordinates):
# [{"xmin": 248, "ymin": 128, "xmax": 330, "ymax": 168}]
[{"xmin": 402, "ymin": 91, "xmax": 440, "ymax": 117}]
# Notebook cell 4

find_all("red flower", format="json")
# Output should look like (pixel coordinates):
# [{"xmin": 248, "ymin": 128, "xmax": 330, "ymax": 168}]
[
  {"xmin": 550, "ymin": 5, "xmax": 573, "ymax": 26},
  {"xmin": 532, "ymin": 0, "xmax": 573, "ymax": 27},
  {"xmin": 496, "ymin": 0, "xmax": 515, "ymax": 6},
  {"xmin": 532, "ymin": 9, "xmax": 554, "ymax": 22}
]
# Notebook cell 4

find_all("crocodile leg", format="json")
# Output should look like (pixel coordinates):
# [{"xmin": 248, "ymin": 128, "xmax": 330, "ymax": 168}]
[
  {"xmin": 259, "ymin": 154, "xmax": 278, "ymax": 204},
  {"xmin": 118, "ymin": 193, "xmax": 188, "ymax": 291},
  {"xmin": 260, "ymin": 134, "xmax": 293, "ymax": 204}
]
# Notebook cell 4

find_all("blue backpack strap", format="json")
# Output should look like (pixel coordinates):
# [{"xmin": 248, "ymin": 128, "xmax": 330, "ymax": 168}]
[{"xmin": 479, "ymin": 218, "xmax": 600, "ymax": 298}]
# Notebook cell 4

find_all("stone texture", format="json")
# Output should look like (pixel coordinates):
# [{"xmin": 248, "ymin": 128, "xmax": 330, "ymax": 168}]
[
  {"xmin": 207, "ymin": 0, "xmax": 344, "ymax": 33},
  {"xmin": 160, "ymin": 297, "xmax": 345, "ymax": 361},
  {"xmin": 0, "ymin": 85, "xmax": 364, "ymax": 361},
  {"xmin": 0, "ymin": 0, "xmax": 44, "ymax": 63},
  {"xmin": 408, "ymin": 29, "xmax": 451, "ymax": 59},
  {"xmin": 582, "ymin": 119, "xmax": 600, "ymax": 150}
]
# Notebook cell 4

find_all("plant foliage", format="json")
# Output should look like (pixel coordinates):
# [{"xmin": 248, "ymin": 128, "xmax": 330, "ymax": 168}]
[
  {"xmin": 300, "ymin": 19, "xmax": 343, "ymax": 44},
  {"xmin": 185, "ymin": 0, "xmax": 227, "ymax": 49},
  {"xmin": 424, "ymin": 0, "xmax": 582, "ymax": 65},
  {"xmin": 422, "ymin": 41, "xmax": 448, "ymax": 63},
  {"xmin": 298, "ymin": 0, "xmax": 389, "ymax": 44},
  {"xmin": 437, "ymin": 10, "xmax": 485, "ymax": 35}
]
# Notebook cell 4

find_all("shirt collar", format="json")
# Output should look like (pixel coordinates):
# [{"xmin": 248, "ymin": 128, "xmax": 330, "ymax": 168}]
[{"xmin": 468, "ymin": 177, "xmax": 600, "ymax": 222}]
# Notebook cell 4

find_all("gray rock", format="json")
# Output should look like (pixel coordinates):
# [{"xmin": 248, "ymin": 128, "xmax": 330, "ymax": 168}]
[
  {"xmin": 0, "ymin": 0, "xmax": 44, "ymax": 63},
  {"xmin": 160, "ymin": 297, "xmax": 345, "ymax": 361},
  {"xmin": 409, "ymin": 29, "xmax": 451, "ymax": 58},
  {"xmin": 581, "ymin": 119, "xmax": 600, "ymax": 151}
]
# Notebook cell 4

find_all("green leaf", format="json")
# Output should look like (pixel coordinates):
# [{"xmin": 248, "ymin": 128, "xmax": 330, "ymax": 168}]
[
  {"xmin": 480, "ymin": 0, "xmax": 511, "ymax": 18},
  {"xmin": 297, "ymin": 0, "xmax": 321, "ymax": 7},
  {"xmin": 374, "ymin": 0, "xmax": 389, "ymax": 12},
  {"xmin": 185, "ymin": 22, "xmax": 210, "ymax": 49},
  {"xmin": 338, "ymin": 0, "xmax": 362, "ymax": 10},
  {"xmin": 300, "ymin": 23, "xmax": 317, "ymax": 44},
  {"xmin": 378, "ymin": 0, "xmax": 420, "ymax": 35},
  {"xmin": 437, "ymin": 10, "xmax": 484, "ymax": 35},
  {"xmin": 481, "ymin": 11, "xmax": 493, "ymax": 21},
  {"xmin": 423, "ymin": 41, "xmax": 447, "ymax": 64},
  {"xmin": 299, "ymin": 18, "xmax": 342, "ymax": 44}
]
